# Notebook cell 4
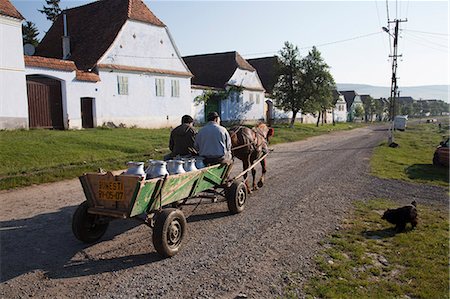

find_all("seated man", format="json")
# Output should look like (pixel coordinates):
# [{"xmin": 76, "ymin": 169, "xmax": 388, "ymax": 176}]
[
  {"xmin": 194, "ymin": 111, "xmax": 232, "ymax": 165},
  {"xmin": 164, "ymin": 115, "xmax": 197, "ymax": 160}
]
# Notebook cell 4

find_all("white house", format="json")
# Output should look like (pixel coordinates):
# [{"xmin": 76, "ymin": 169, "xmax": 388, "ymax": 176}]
[
  {"xmin": 333, "ymin": 90, "xmax": 347, "ymax": 123},
  {"xmin": 340, "ymin": 90, "xmax": 364, "ymax": 122},
  {"xmin": 0, "ymin": 0, "xmax": 28, "ymax": 129},
  {"xmin": 183, "ymin": 51, "xmax": 265, "ymax": 124},
  {"xmin": 26, "ymin": 0, "xmax": 192, "ymax": 129}
]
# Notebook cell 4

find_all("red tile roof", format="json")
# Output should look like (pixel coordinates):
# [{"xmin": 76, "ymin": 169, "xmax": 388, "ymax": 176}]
[
  {"xmin": 76, "ymin": 70, "xmax": 101, "ymax": 82},
  {"xmin": 97, "ymin": 64, "xmax": 192, "ymax": 77},
  {"xmin": 36, "ymin": 0, "xmax": 165, "ymax": 71},
  {"xmin": 0, "ymin": 0, "xmax": 24, "ymax": 20},
  {"xmin": 24, "ymin": 55, "xmax": 77, "ymax": 72},
  {"xmin": 183, "ymin": 51, "xmax": 256, "ymax": 89}
]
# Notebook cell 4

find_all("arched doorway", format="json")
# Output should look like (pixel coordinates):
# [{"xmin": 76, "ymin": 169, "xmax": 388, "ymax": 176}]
[{"xmin": 26, "ymin": 75, "xmax": 64, "ymax": 129}]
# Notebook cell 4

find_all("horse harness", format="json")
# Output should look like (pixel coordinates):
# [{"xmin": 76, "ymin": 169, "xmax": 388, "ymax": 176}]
[{"xmin": 230, "ymin": 126, "xmax": 268, "ymax": 152}]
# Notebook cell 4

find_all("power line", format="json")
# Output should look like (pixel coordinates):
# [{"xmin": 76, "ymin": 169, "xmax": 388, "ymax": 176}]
[
  {"xmin": 242, "ymin": 31, "xmax": 383, "ymax": 57},
  {"xmin": 402, "ymin": 31, "xmax": 448, "ymax": 48},
  {"xmin": 403, "ymin": 29, "xmax": 449, "ymax": 36}
]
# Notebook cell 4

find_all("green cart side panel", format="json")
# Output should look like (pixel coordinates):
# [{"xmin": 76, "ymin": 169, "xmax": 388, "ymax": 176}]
[
  {"xmin": 192, "ymin": 164, "xmax": 229, "ymax": 195},
  {"xmin": 129, "ymin": 179, "xmax": 160, "ymax": 217},
  {"xmin": 147, "ymin": 171, "xmax": 203, "ymax": 211}
]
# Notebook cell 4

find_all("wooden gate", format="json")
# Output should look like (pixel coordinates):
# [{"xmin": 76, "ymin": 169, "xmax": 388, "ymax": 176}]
[
  {"xmin": 81, "ymin": 97, "xmax": 94, "ymax": 128},
  {"xmin": 26, "ymin": 76, "xmax": 64, "ymax": 129}
]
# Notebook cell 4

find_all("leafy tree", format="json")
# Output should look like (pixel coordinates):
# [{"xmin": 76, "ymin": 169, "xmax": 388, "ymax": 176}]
[
  {"xmin": 300, "ymin": 47, "xmax": 335, "ymax": 126},
  {"xmin": 22, "ymin": 21, "xmax": 39, "ymax": 47},
  {"xmin": 362, "ymin": 96, "xmax": 376, "ymax": 122},
  {"xmin": 273, "ymin": 42, "xmax": 314, "ymax": 128},
  {"xmin": 38, "ymin": 0, "xmax": 61, "ymax": 22},
  {"xmin": 354, "ymin": 105, "xmax": 364, "ymax": 121}
]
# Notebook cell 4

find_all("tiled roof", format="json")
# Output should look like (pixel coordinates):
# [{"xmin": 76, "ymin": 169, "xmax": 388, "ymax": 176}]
[
  {"xmin": 24, "ymin": 55, "xmax": 77, "ymax": 71},
  {"xmin": 97, "ymin": 64, "xmax": 192, "ymax": 77},
  {"xmin": 0, "ymin": 0, "xmax": 24, "ymax": 20},
  {"xmin": 76, "ymin": 70, "xmax": 101, "ymax": 82},
  {"xmin": 247, "ymin": 56, "xmax": 280, "ymax": 94},
  {"xmin": 183, "ymin": 51, "xmax": 256, "ymax": 89},
  {"xmin": 36, "ymin": 0, "xmax": 165, "ymax": 71}
]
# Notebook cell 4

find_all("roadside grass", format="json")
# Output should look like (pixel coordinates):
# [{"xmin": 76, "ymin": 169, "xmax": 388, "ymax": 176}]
[
  {"xmin": 269, "ymin": 122, "xmax": 363, "ymax": 145},
  {"xmin": 0, "ymin": 122, "xmax": 364, "ymax": 190},
  {"xmin": 371, "ymin": 123, "xmax": 449, "ymax": 187},
  {"xmin": 285, "ymin": 199, "xmax": 449, "ymax": 299}
]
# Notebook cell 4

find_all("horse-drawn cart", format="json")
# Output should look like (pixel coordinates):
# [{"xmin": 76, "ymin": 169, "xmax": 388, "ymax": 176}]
[{"xmin": 72, "ymin": 154, "xmax": 267, "ymax": 257}]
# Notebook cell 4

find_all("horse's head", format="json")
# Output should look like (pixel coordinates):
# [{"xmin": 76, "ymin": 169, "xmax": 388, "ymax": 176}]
[{"xmin": 255, "ymin": 122, "xmax": 274, "ymax": 143}]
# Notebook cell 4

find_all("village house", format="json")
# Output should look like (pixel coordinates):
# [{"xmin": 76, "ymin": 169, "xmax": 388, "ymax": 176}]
[
  {"xmin": 10, "ymin": 0, "xmax": 193, "ymax": 130},
  {"xmin": 0, "ymin": 0, "xmax": 28, "ymax": 129},
  {"xmin": 184, "ymin": 51, "xmax": 265, "ymax": 124},
  {"xmin": 340, "ymin": 90, "xmax": 364, "ymax": 122},
  {"xmin": 332, "ymin": 90, "xmax": 347, "ymax": 123}
]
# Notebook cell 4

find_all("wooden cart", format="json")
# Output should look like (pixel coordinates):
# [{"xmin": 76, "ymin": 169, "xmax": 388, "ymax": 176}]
[{"xmin": 72, "ymin": 157, "xmax": 264, "ymax": 257}]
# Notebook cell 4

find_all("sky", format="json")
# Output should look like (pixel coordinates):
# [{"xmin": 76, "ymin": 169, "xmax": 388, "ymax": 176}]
[{"xmin": 11, "ymin": 0, "xmax": 450, "ymax": 88}]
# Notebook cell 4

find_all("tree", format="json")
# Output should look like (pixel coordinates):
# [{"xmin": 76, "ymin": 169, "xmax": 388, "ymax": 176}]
[
  {"xmin": 273, "ymin": 42, "xmax": 310, "ymax": 128},
  {"xmin": 22, "ymin": 21, "xmax": 39, "ymax": 47},
  {"xmin": 362, "ymin": 96, "xmax": 376, "ymax": 122},
  {"xmin": 38, "ymin": 0, "xmax": 61, "ymax": 22},
  {"xmin": 354, "ymin": 105, "xmax": 364, "ymax": 121},
  {"xmin": 301, "ymin": 47, "xmax": 335, "ymax": 127}
]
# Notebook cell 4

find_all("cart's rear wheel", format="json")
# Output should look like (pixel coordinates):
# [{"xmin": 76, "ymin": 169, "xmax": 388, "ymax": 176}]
[
  {"xmin": 72, "ymin": 201, "xmax": 109, "ymax": 243},
  {"xmin": 152, "ymin": 208, "xmax": 186, "ymax": 258},
  {"xmin": 226, "ymin": 181, "xmax": 247, "ymax": 214}
]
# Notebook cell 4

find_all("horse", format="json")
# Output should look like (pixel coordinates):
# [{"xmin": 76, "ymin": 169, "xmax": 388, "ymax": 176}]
[{"xmin": 228, "ymin": 122, "xmax": 274, "ymax": 192}]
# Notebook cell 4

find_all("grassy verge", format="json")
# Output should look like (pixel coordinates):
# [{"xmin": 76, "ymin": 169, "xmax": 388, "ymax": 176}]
[
  {"xmin": 0, "ymin": 122, "xmax": 363, "ymax": 190},
  {"xmin": 371, "ymin": 123, "xmax": 449, "ymax": 187},
  {"xmin": 286, "ymin": 199, "xmax": 449, "ymax": 298}
]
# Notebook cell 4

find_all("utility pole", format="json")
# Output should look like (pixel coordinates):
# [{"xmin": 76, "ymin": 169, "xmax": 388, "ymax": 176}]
[{"xmin": 383, "ymin": 18, "xmax": 407, "ymax": 145}]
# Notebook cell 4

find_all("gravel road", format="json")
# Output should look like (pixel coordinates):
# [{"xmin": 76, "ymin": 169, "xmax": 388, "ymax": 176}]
[{"xmin": 0, "ymin": 126, "xmax": 447, "ymax": 298}]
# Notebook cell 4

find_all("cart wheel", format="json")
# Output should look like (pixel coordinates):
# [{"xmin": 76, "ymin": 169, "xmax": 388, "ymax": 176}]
[
  {"xmin": 152, "ymin": 208, "xmax": 187, "ymax": 258},
  {"xmin": 72, "ymin": 201, "xmax": 109, "ymax": 243},
  {"xmin": 226, "ymin": 181, "xmax": 247, "ymax": 214}
]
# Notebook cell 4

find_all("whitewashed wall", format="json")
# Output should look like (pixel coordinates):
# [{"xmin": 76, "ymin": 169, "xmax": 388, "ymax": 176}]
[
  {"xmin": 191, "ymin": 88, "xmax": 205, "ymax": 123},
  {"xmin": 25, "ymin": 67, "xmax": 99, "ymax": 129},
  {"xmin": 0, "ymin": 16, "xmax": 28, "ymax": 129},
  {"xmin": 334, "ymin": 96, "xmax": 347, "ymax": 123},
  {"xmin": 99, "ymin": 20, "xmax": 189, "ymax": 73},
  {"xmin": 95, "ymin": 70, "xmax": 191, "ymax": 128}
]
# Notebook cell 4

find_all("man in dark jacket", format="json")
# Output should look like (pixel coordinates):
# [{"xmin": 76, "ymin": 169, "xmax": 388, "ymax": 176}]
[{"xmin": 164, "ymin": 115, "xmax": 197, "ymax": 160}]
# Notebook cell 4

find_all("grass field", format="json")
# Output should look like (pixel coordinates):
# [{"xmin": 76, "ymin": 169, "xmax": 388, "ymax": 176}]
[
  {"xmin": 371, "ymin": 122, "xmax": 449, "ymax": 187},
  {"xmin": 0, "ymin": 122, "xmax": 361, "ymax": 190},
  {"xmin": 286, "ymin": 199, "xmax": 449, "ymax": 298}
]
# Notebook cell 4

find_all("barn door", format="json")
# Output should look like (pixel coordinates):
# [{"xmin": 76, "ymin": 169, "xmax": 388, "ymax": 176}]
[
  {"xmin": 26, "ymin": 76, "xmax": 64, "ymax": 129},
  {"xmin": 204, "ymin": 94, "xmax": 221, "ymax": 121},
  {"xmin": 81, "ymin": 98, "xmax": 94, "ymax": 128}
]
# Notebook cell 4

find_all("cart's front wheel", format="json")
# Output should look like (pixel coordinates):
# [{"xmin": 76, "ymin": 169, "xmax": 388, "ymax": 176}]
[
  {"xmin": 152, "ymin": 208, "xmax": 187, "ymax": 258},
  {"xmin": 72, "ymin": 201, "xmax": 109, "ymax": 243},
  {"xmin": 226, "ymin": 181, "xmax": 247, "ymax": 214}
]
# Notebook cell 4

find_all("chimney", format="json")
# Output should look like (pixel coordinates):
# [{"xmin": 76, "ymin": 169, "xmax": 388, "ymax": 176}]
[{"xmin": 62, "ymin": 12, "xmax": 71, "ymax": 60}]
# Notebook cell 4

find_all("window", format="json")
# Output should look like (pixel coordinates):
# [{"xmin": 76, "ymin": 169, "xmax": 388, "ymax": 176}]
[
  {"xmin": 256, "ymin": 93, "xmax": 260, "ymax": 104},
  {"xmin": 156, "ymin": 78, "xmax": 165, "ymax": 97},
  {"xmin": 117, "ymin": 76, "xmax": 128, "ymax": 95},
  {"xmin": 171, "ymin": 79, "xmax": 180, "ymax": 97},
  {"xmin": 249, "ymin": 93, "xmax": 254, "ymax": 103}
]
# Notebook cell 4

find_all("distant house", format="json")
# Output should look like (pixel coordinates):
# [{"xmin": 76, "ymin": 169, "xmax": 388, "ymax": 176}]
[
  {"xmin": 332, "ymin": 90, "xmax": 347, "ymax": 123},
  {"xmin": 340, "ymin": 90, "xmax": 364, "ymax": 122},
  {"xmin": 25, "ymin": 0, "xmax": 192, "ymax": 129},
  {"xmin": 0, "ymin": 0, "xmax": 27, "ymax": 129},
  {"xmin": 184, "ymin": 51, "xmax": 265, "ymax": 123}
]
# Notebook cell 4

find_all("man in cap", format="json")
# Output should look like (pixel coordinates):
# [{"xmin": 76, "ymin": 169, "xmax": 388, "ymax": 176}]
[
  {"xmin": 194, "ymin": 111, "xmax": 232, "ymax": 165},
  {"xmin": 164, "ymin": 115, "xmax": 197, "ymax": 160}
]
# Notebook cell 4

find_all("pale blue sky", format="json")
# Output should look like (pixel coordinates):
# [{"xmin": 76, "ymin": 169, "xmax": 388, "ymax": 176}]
[{"xmin": 12, "ymin": 1, "xmax": 449, "ymax": 87}]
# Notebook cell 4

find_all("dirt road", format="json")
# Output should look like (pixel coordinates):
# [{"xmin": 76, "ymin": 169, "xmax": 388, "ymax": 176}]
[{"xmin": 0, "ymin": 126, "xmax": 447, "ymax": 298}]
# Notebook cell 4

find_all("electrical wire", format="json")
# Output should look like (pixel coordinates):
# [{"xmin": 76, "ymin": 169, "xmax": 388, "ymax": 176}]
[
  {"xmin": 403, "ymin": 31, "xmax": 448, "ymax": 49},
  {"xmin": 403, "ymin": 29, "xmax": 449, "ymax": 37}
]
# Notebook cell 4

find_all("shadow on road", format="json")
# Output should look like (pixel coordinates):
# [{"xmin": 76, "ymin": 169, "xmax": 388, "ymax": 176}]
[
  {"xmin": 186, "ymin": 211, "xmax": 230, "ymax": 223},
  {"xmin": 0, "ymin": 205, "xmax": 143, "ymax": 282}
]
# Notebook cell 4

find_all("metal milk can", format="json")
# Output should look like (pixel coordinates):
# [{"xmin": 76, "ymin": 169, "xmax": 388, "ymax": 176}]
[
  {"xmin": 125, "ymin": 161, "xmax": 146, "ymax": 178},
  {"xmin": 166, "ymin": 160, "xmax": 185, "ymax": 175},
  {"xmin": 147, "ymin": 160, "xmax": 169, "ymax": 179},
  {"xmin": 183, "ymin": 158, "xmax": 197, "ymax": 172}
]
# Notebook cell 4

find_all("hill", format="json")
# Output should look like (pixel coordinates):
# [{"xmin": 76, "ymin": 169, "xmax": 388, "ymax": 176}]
[{"xmin": 336, "ymin": 84, "xmax": 449, "ymax": 103}]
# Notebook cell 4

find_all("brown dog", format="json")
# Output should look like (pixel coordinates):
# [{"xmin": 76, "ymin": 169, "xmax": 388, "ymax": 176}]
[{"xmin": 382, "ymin": 201, "xmax": 418, "ymax": 232}]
